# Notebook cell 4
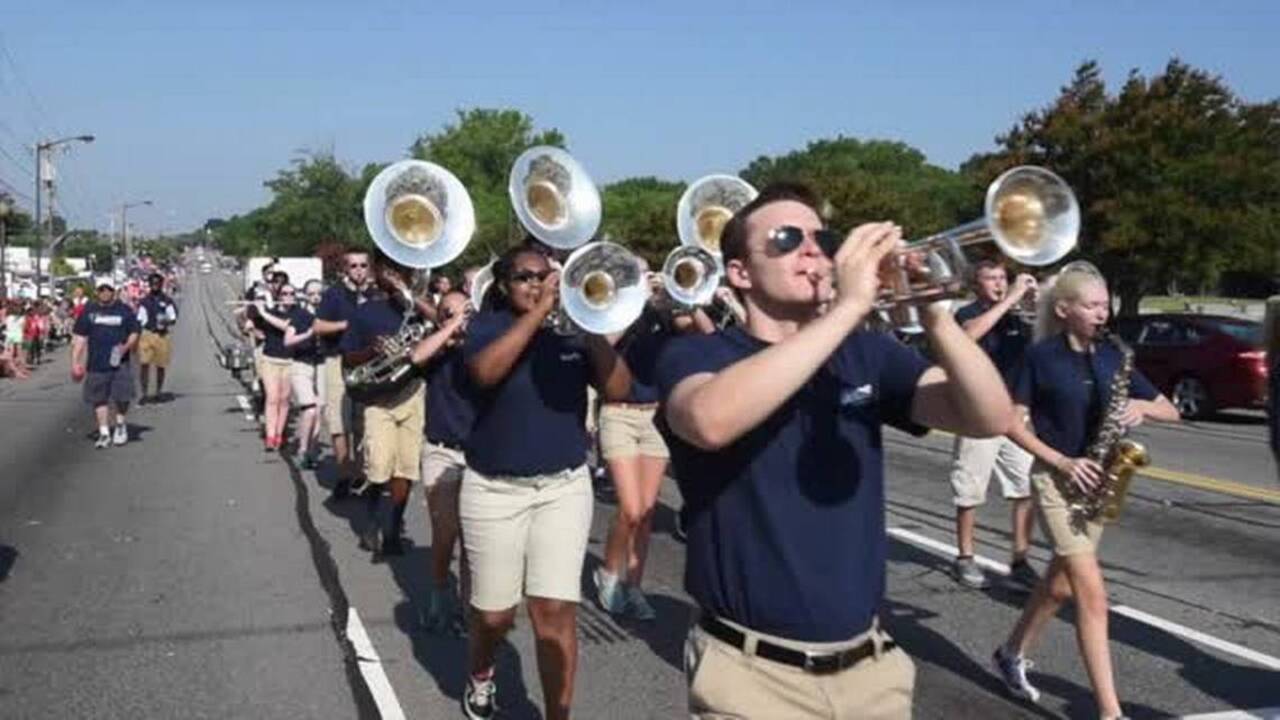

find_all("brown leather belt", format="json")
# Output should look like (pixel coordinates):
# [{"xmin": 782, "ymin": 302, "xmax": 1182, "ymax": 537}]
[{"xmin": 699, "ymin": 615, "xmax": 894, "ymax": 675}]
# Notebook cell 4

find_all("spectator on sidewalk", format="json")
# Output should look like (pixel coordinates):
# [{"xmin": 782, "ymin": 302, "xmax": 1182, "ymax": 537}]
[{"xmin": 71, "ymin": 282, "xmax": 141, "ymax": 448}]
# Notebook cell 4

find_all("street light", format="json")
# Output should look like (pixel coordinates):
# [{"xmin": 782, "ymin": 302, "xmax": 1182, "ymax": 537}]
[
  {"xmin": 34, "ymin": 134, "xmax": 95, "ymax": 299},
  {"xmin": 121, "ymin": 200, "xmax": 153, "ymax": 272}
]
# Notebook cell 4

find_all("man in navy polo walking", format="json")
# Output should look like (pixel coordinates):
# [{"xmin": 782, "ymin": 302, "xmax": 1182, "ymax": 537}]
[{"xmin": 71, "ymin": 282, "xmax": 141, "ymax": 448}]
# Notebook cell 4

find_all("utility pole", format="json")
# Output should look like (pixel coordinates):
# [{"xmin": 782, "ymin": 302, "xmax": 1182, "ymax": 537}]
[
  {"xmin": 121, "ymin": 200, "xmax": 153, "ymax": 272},
  {"xmin": 33, "ymin": 135, "xmax": 94, "ymax": 299}
]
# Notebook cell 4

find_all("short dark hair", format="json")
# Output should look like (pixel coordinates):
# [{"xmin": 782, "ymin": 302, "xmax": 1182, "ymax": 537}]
[
  {"xmin": 148, "ymin": 272, "xmax": 164, "ymax": 285},
  {"xmin": 271, "ymin": 270, "xmax": 290, "ymax": 285},
  {"xmin": 720, "ymin": 182, "xmax": 824, "ymax": 263},
  {"xmin": 971, "ymin": 258, "xmax": 1007, "ymax": 283}
]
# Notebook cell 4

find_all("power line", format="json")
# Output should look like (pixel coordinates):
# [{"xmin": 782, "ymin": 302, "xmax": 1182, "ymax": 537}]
[{"xmin": 0, "ymin": 32, "xmax": 64, "ymax": 140}]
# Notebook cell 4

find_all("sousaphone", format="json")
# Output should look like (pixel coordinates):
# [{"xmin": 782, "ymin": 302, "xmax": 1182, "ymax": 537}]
[
  {"xmin": 508, "ymin": 146, "xmax": 601, "ymax": 250},
  {"xmin": 677, "ymin": 174, "xmax": 758, "ymax": 256},
  {"xmin": 364, "ymin": 160, "xmax": 475, "ymax": 270}
]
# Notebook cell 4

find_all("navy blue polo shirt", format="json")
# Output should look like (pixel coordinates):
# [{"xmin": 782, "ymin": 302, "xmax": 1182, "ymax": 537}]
[
  {"xmin": 955, "ymin": 299, "xmax": 1029, "ymax": 386},
  {"xmin": 287, "ymin": 306, "xmax": 321, "ymax": 364},
  {"xmin": 617, "ymin": 308, "xmax": 671, "ymax": 404},
  {"xmin": 655, "ymin": 325, "xmax": 930, "ymax": 642},
  {"xmin": 340, "ymin": 294, "xmax": 405, "ymax": 355},
  {"xmin": 258, "ymin": 307, "xmax": 291, "ymax": 359},
  {"xmin": 462, "ymin": 309, "xmax": 591, "ymax": 476},
  {"xmin": 139, "ymin": 293, "xmax": 178, "ymax": 334},
  {"xmin": 424, "ymin": 349, "xmax": 477, "ymax": 447},
  {"xmin": 73, "ymin": 301, "xmax": 141, "ymax": 373},
  {"xmin": 1013, "ymin": 334, "xmax": 1159, "ymax": 459},
  {"xmin": 316, "ymin": 284, "xmax": 362, "ymax": 357}
]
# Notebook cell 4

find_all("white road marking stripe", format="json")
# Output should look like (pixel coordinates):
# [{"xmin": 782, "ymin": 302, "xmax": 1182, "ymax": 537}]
[
  {"xmin": 885, "ymin": 526, "xmax": 1280, "ymax": 672},
  {"xmin": 1179, "ymin": 710, "xmax": 1280, "ymax": 719},
  {"xmin": 346, "ymin": 607, "xmax": 406, "ymax": 720}
]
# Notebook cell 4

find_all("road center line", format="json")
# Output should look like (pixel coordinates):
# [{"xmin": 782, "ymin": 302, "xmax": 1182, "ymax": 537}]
[
  {"xmin": 346, "ymin": 607, "xmax": 407, "ymax": 720},
  {"xmin": 885, "ymin": 526, "xmax": 1280, "ymax": 672},
  {"xmin": 1178, "ymin": 709, "xmax": 1280, "ymax": 719}
]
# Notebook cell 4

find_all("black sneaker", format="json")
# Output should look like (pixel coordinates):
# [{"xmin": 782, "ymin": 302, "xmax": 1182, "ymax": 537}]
[
  {"xmin": 328, "ymin": 478, "xmax": 351, "ymax": 502},
  {"xmin": 462, "ymin": 671, "xmax": 497, "ymax": 720},
  {"xmin": 1008, "ymin": 559, "xmax": 1041, "ymax": 592}
]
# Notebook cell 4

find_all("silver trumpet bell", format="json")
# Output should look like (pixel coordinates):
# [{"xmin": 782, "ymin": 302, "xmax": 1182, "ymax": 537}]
[
  {"xmin": 662, "ymin": 245, "xmax": 722, "ymax": 307},
  {"xmin": 559, "ymin": 241, "xmax": 649, "ymax": 335},
  {"xmin": 508, "ymin": 146, "xmax": 601, "ymax": 250},
  {"xmin": 677, "ymin": 174, "xmax": 758, "ymax": 256},
  {"xmin": 363, "ymin": 160, "xmax": 475, "ymax": 269}
]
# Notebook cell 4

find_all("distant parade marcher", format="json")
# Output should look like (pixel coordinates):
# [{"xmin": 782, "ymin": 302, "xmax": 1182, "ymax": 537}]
[
  {"xmin": 71, "ymin": 282, "xmax": 142, "ymax": 449},
  {"xmin": 286, "ymin": 280, "xmax": 325, "ymax": 468},
  {"xmin": 656, "ymin": 184, "xmax": 1011, "ymax": 720},
  {"xmin": 252, "ymin": 284, "xmax": 298, "ymax": 451},
  {"xmin": 137, "ymin": 272, "xmax": 179, "ymax": 403},
  {"xmin": 948, "ymin": 258, "xmax": 1040, "ymax": 590},
  {"xmin": 313, "ymin": 249, "xmax": 370, "ymax": 499},
  {"xmin": 993, "ymin": 261, "xmax": 1178, "ymax": 719}
]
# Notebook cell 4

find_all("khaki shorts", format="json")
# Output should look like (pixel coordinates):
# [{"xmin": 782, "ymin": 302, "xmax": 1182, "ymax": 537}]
[
  {"xmin": 460, "ymin": 464, "xmax": 593, "ymax": 611},
  {"xmin": 599, "ymin": 403, "xmax": 669, "ymax": 460},
  {"xmin": 363, "ymin": 383, "xmax": 425, "ymax": 484},
  {"xmin": 686, "ymin": 616, "xmax": 914, "ymax": 720},
  {"xmin": 949, "ymin": 435, "xmax": 1033, "ymax": 507},
  {"xmin": 1031, "ymin": 462, "xmax": 1104, "ymax": 556},
  {"xmin": 137, "ymin": 331, "xmax": 171, "ymax": 367},
  {"xmin": 290, "ymin": 361, "xmax": 325, "ymax": 409},
  {"xmin": 421, "ymin": 442, "xmax": 466, "ymax": 489},
  {"xmin": 259, "ymin": 355, "xmax": 292, "ymax": 385},
  {"xmin": 322, "ymin": 355, "xmax": 352, "ymax": 435}
]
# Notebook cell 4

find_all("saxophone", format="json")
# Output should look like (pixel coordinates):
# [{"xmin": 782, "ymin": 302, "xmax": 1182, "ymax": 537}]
[{"xmin": 1059, "ymin": 329, "xmax": 1151, "ymax": 525}]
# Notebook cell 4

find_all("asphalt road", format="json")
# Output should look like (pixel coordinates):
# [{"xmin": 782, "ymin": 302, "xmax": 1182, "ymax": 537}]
[{"xmin": 0, "ymin": 268, "xmax": 1276, "ymax": 719}]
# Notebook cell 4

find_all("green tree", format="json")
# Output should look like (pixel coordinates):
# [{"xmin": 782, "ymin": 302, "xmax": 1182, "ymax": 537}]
[
  {"xmin": 600, "ymin": 177, "xmax": 685, "ymax": 268},
  {"xmin": 260, "ymin": 152, "xmax": 365, "ymax": 256},
  {"xmin": 741, "ymin": 137, "xmax": 980, "ymax": 240},
  {"xmin": 964, "ymin": 59, "xmax": 1280, "ymax": 314},
  {"xmin": 60, "ymin": 232, "xmax": 114, "ymax": 271}
]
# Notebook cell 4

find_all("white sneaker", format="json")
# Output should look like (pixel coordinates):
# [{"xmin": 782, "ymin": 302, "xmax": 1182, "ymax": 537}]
[
  {"xmin": 593, "ymin": 567, "xmax": 626, "ymax": 615},
  {"xmin": 94, "ymin": 433, "xmax": 111, "ymax": 449},
  {"xmin": 993, "ymin": 646, "xmax": 1041, "ymax": 702},
  {"xmin": 462, "ymin": 671, "xmax": 497, "ymax": 720},
  {"xmin": 112, "ymin": 424, "xmax": 128, "ymax": 446}
]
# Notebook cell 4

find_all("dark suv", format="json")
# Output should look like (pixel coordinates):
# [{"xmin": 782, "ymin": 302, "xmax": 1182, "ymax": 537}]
[{"xmin": 1111, "ymin": 314, "xmax": 1266, "ymax": 419}]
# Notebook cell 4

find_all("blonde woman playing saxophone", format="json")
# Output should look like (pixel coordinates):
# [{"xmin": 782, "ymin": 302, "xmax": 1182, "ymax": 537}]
[{"xmin": 992, "ymin": 261, "xmax": 1178, "ymax": 719}]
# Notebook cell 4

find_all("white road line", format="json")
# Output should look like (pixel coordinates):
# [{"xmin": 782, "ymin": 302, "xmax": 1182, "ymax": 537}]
[
  {"xmin": 346, "ymin": 607, "xmax": 407, "ymax": 720},
  {"xmin": 1179, "ymin": 710, "xmax": 1280, "ymax": 719},
  {"xmin": 885, "ymin": 526, "xmax": 1280, "ymax": 672}
]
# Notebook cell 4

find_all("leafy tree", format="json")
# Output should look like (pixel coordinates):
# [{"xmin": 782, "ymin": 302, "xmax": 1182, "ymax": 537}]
[
  {"xmin": 741, "ymin": 137, "xmax": 980, "ymax": 240},
  {"xmin": 600, "ymin": 177, "xmax": 685, "ymax": 268},
  {"xmin": 964, "ymin": 59, "xmax": 1280, "ymax": 314}
]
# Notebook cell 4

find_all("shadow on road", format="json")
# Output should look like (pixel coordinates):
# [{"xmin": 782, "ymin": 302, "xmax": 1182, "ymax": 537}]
[{"xmin": 0, "ymin": 545, "xmax": 15, "ymax": 583}]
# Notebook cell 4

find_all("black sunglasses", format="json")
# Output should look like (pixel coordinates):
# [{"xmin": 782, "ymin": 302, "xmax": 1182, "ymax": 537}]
[
  {"xmin": 347, "ymin": 262, "xmax": 369, "ymax": 269},
  {"xmin": 768, "ymin": 225, "xmax": 843, "ymax": 258},
  {"xmin": 510, "ymin": 269, "xmax": 552, "ymax": 284}
]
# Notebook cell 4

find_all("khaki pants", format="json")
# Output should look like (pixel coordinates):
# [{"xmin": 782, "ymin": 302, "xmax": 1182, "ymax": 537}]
[
  {"xmin": 949, "ymin": 434, "xmax": 1033, "ymax": 507},
  {"xmin": 599, "ymin": 403, "xmax": 669, "ymax": 460},
  {"xmin": 362, "ymin": 383, "xmax": 425, "ymax": 484},
  {"xmin": 685, "ymin": 617, "xmax": 915, "ymax": 720},
  {"xmin": 322, "ymin": 355, "xmax": 351, "ymax": 435},
  {"xmin": 1031, "ymin": 462, "xmax": 1104, "ymax": 556},
  {"xmin": 137, "ymin": 330, "xmax": 171, "ymax": 367}
]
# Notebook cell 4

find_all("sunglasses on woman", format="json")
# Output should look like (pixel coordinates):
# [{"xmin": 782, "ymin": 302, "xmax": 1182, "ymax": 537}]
[
  {"xmin": 767, "ymin": 225, "xmax": 843, "ymax": 258},
  {"xmin": 510, "ymin": 269, "xmax": 552, "ymax": 284}
]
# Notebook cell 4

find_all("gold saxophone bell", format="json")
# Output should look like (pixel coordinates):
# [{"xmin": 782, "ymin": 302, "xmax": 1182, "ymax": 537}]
[{"xmin": 387, "ymin": 194, "xmax": 442, "ymax": 248}]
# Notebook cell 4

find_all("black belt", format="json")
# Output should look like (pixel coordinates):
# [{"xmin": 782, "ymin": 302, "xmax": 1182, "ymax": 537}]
[
  {"xmin": 428, "ymin": 439, "xmax": 464, "ymax": 451},
  {"xmin": 699, "ymin": 615, "xmax": 894, "ymax": 675}
]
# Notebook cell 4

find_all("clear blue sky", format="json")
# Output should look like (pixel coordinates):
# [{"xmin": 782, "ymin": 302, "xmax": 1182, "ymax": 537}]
[{"xmin": 1, "ymin": 0, "xmax": 1276, "ymax": 236}]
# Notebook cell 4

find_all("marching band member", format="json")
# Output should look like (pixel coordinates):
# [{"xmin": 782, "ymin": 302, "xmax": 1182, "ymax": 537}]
[
  {"xmin": 948, "ymin": 259, "xmax": 1039, "ymax": 590},
  {"xmin": 594, "ymin": 264, "xmax": 712, "ymax": 621},
  {"xmin": 252, "ymin": 284, "xmax": 297, "ymax": 451},
  {"xmin": 993, "ymin": 261, "xmax": 1177, "ymax": 720},
  {"xmin": 342, "ymin": 253, "xmax": 464, "ymax": 561},
  {"xmin": 285, "ymin": 280, "xmax": 325, "ymax": 469},
  {"xmin": 459, "ymin": 245, "xmax": 631, "ymax": 720},
  {"xmin": 656, "ymin": 183, "xmax": 1011, "ymax": 720},
  {"xmin": 137, "ymin": 272, "xmax": 179, "ymax": 404},
  {"xmin": 417, "ymin": 289, "xmax": 476, "ymax": 634},
  {"xmin": 313, "ymin": 250, "xmax": 370, "ymax": 499}
]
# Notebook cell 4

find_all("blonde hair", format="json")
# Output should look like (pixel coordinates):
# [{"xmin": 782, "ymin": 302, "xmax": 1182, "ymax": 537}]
[{"xmin": 1034, "ymin": 260, "xmax": 1107, "ymax": 341}]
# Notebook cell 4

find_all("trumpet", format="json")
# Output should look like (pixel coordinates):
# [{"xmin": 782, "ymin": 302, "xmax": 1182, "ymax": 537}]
[{"xmin": 877, "ymin": 166, "xmax": 1079, "ymax": 327}]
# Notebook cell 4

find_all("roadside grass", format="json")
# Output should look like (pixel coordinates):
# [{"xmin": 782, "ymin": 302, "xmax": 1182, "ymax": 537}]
[{"xmin": 1140, "ymin": 295, "xmax": 1259, "ymax": 313}]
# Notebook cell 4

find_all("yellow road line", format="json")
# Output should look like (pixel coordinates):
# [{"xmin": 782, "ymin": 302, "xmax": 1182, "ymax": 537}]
[
  {"xmin": 925, "ymin": 430, "xmax": 1280, "ymax": 506},
  {"xmin": 1137, "ymin": 466, "xmax": 1280, "ymax": 506}
]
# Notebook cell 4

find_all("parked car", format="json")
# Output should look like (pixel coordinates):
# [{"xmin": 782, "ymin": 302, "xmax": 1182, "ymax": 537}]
[{"xmin": 1111, "ymin": 314, "xmax": 1266, "ymax": 419}]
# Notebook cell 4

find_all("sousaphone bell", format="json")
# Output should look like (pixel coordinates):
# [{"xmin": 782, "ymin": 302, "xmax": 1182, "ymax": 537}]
[
  {"xmin": 677, "ymin": 175, "xmax": 758, "ymax": 256},
  {"xmin": 508, "ymin": 146, "xmax": 601, "ymax": 250},
  {"xmin": 662, "ymin": 245, "xmax": 721, "ymax": 308},
  {"xmin": 559, "ymin": 241, "xmax": 649, "ymax": 335},
  {"xmin": 364, "ymin": 160, "xmax": 475, "ymax": 270}
]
